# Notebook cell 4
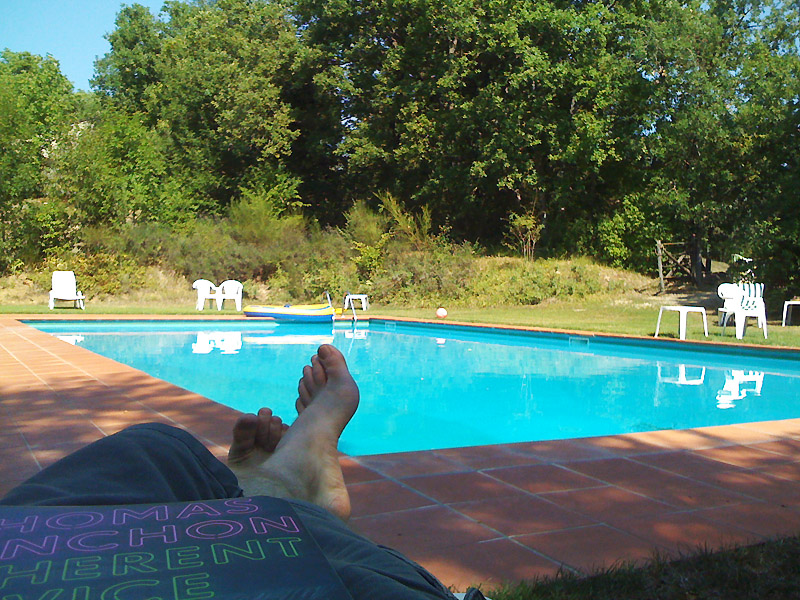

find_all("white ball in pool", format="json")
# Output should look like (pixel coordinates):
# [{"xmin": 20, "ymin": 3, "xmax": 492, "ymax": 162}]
[{"xmin": 436, "ymin": 307, "xmax": 448, "ymax": 319}]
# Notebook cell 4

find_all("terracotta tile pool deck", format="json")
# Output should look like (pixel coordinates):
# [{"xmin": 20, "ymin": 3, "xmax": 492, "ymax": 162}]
[{"xmin": 3, "ymin": 314, "xmax": 800, "ymax": 592}]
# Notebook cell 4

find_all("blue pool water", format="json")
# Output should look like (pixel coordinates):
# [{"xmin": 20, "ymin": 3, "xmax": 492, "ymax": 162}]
[{"xmin": 29, "ymin": 319, "xmax": 800, "ymax": 456}]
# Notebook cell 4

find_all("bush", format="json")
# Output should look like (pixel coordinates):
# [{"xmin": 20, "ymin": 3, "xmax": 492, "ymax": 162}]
[
  {"xmin": 164, "ymin": 222, "xmax": 268, "ymax": 284},
  {"xmin": 369, "ymin": 240, "xmax": 476, "ymax": 305},
  {"xmin": 468, "ymin": 257, "xmax": 617, "ymax": 307},
  {"xmin": 343, "ymin": 199, "xmax": 391, "ymax": 246},
  {"xmin": 594, "ymin": 194, "xmax": 662, "ymax": 272},
  {"xmin": 294, "ymin": 228, "xmax": 358, "ymax": 300},
  {"xmin": 18, "ymin": 200, "xmax": 78, "ymax": 261},
  {"xmin": 34, "ymin": 251, "xmax": 147, "ymax": 296},
  {"xmin": 83, "ymin": 223, "xmax": 173, "ymax": 266}
]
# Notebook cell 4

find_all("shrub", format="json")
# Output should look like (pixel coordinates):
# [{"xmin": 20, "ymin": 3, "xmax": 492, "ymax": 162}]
[
  {"xmin": 344, "ymin": 199, "xmax": 391, "ymax": 246},
  {"xmin": 595, "ymin": 194, "xmax": 668, "ymax": 274},
  {"xmin": 83, "ymin": 223, "xmax": 173, "ymax": 266},
  {"xmin": 351, "ymin": 234, "xmax": 391, "ymax": 283},
  {"xmin": 163, "ymin": 223, "xmax": 268, "ymax": 284},
  {"xmin": 35, "ymin": 251, "xmax": 147, "ymax": 296},
  {"xmin": 468, "ymin": 257, "xmax": 615, "ymax": 307},
  {"xmin": 505, "ymin": 210, "xmax": 544, "ymax": 260},
  {"xmin": 18, "ymin": 199, "xmax": 78, "ymax": 261},
  {"xmin": 370, "ymin": 240, "xmax": 476, "ymax": 305}
]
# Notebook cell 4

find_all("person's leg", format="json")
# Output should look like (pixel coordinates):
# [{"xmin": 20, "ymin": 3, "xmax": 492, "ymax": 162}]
[
  {"xmin": 227, "ymin": 343, "xmax": 358, "ymax": 521},
  {"xmin": 0, "ymin": 422, "xmax": 241, "ymax": 506},
  {"xmin": 228, "ymin": 344, "xmax": 458, "ymax": 599}
]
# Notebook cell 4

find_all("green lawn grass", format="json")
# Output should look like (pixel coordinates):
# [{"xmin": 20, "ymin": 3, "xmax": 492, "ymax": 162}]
[
  {"xmin": 372, "ymin": 298, "xmax": 800, "ymax": 348},
  {"xmin": 489, "ymin": 537, "xmax": 800, "ymax": 600}
]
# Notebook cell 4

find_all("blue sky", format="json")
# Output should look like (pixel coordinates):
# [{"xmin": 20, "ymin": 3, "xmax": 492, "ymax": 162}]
[{"xmin": 1, "ymin": 0, "xmax": 165, "ymax": 91}]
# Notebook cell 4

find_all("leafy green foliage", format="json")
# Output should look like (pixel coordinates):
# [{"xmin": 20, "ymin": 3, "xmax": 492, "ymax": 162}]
[
  {"xmin": 371, "ymin": 242, "xmax": 476, "ymax": 305},
  {"xmin": 17, "ymin": 200, "xmax": 78, "ymax": 261},
  {"xmin": 468, "ymin": 257, "xmax": 605, "ymax": 307},
  {"xmin": 0, "ymin": 50, "xmax": 75, "ymax": 268},
  {"xmin": 3, "ymin": 0, "xmax": 800, "ymax": 296},
  {"xmin": 93, "ymin": 0, "xmax": 307, "ymax": 210},
  {"xmin": 45, "ymin": 110, "xmax": 194, "ymax": 224},
  {"xmin": 507, "ymin": 211, "xmax": 544, "ymax": 260}
]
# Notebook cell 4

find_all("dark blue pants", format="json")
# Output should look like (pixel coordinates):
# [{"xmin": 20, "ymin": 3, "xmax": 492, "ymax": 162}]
[{"xmin": 1, "ymin": 423, "xmax": 461, "ymax": 600}]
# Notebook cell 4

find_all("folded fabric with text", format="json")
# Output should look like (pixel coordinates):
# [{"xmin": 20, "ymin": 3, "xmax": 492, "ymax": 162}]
[{"xmin": 0, "ymin": 496, "xmax": 353, "ymax": 599}]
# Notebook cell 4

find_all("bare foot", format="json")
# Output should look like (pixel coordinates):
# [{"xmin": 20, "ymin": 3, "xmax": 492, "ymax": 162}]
[
  {"xmin": 228, "ymin": 407, "xmax": 288, "ymax": 467},
  {"xmin": 231, "ymin": 344, "xmax": 359, "ymax": 521}
]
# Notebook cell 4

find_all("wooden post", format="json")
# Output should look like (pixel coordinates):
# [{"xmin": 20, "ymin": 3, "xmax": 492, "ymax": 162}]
[
  {"xmin": 656, "ymin": 240, "xmax": 665, "ymax": 293},
  {"xmin": 690, "ymin": 234, "xmax": 702, "ymax": 285}
]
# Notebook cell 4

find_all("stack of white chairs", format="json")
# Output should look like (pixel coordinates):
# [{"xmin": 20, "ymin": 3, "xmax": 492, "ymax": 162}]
[{"xmin": 717, "ymin": 282, "xmax": 768, "ymax": 340}]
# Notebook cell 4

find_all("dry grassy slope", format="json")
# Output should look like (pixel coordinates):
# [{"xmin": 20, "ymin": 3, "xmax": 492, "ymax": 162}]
[
  {"xmin": 0, "ymin": 268, "xmax": 192, "ymax": 307},
  {"xmin": 0, "ymin": 260, "xmax": 718, "ymax": 310}
]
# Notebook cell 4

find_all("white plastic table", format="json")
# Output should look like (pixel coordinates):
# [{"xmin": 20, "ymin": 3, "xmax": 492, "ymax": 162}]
[
  {"xmin": 782, "ymin": 301, "xmax": 800, "ymax": 326},
  {"xmin": 343, "ymin": 294, "xmax": 369, "ymax": 311},
  {"xmin": 654, "ymin": 305, "xmax": 709, "ymax": 340}
]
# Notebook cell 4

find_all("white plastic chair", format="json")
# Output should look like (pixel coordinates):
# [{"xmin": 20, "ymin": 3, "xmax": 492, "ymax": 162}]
[
  {"xmin": 216, "ymin": 280, "xmax": 243, "ymax": 311},
  {"xmin": 48, "ymin": 271, "xmax": 85, "ymax": 310},
  {"xmin": 192, "ymin": 279, "xmax": 218, "ymax": 311},
  {"xmin": 718, "ymin": 282, "xmax": 767, "ymax": 339}
]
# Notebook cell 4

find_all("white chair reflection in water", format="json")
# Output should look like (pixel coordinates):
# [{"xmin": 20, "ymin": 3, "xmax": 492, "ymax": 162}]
[
  {"xmin": 657, "ymin": 363, "xmax": 706, "ymax": 385},
  {"xmin": 716, "ymin": 370, "xmax": 764, "ymax": 409},
  {"xmin": 56, "ymin": 334, "xmax": 85, "ymax": 346},
  {"xmin": 344, "ymin": 329, "xmax": 367, "ymax": 339},
  {"xmin": 216, "ymin": 332, "xmax": 242, "ymax": 354},
  {"xmin": 192, "ymin": 332, "xmax": 242, "ymax": 355},
  {"xmin": 192, "ymin": 332, "xmax": 215, "ymax": 354}
]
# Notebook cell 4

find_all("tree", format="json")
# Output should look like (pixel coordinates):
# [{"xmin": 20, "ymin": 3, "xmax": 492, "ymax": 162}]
[
  {"xmin": 93, "ymin": 3, "xmax": 164, "ymax": 115},
  {"xmin": 0, "ymin": 50, "xmax": 75, "ymax": 269},
  {"xmin": 638, "ymin": 0, "xmax": 800, "ymax": 276},
  {"xmin": 291, "ymin": 0, "xmax": 658, "ymax": 242},
  {"xmin": 94, "ymin": 0, "xmax": 311, "ymax": 213},
  {"xmin": 45, "ymin": 109, "xmax": 192, "ymax": 225}
]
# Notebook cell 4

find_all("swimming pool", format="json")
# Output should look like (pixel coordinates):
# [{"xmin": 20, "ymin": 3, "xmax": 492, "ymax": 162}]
[{"xmin": 29, "ymin": 319, "xmax": 800, "ymax": 456}]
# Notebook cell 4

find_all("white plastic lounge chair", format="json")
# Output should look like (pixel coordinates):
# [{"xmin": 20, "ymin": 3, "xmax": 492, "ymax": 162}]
[
  {"xmin": 192, "ymin": 279, "xmax": 218, "ymax": 311},
  {"xmin": 717, "ymin": 282, "xmax": 768, "ymax": 340},
  {"xmin": 216, "ymin": 280, "xmax": 243, "ymax": 311},
  {"xmin": 48, "ymin": 271, "xmax": 85, "ymax": 310}
]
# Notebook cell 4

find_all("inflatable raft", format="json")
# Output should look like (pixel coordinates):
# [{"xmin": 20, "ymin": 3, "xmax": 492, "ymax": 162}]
[{"xmin": 243, "ymin": 302, "xmax": 335, "ymax": 322}]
